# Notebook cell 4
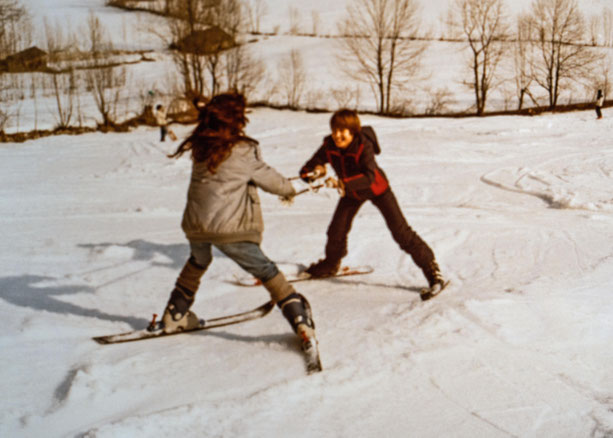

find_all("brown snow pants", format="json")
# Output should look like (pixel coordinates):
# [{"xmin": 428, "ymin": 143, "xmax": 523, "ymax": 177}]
[{"xmin": 324, "ymin": 189, "xmax": 435, "ymax": 274}]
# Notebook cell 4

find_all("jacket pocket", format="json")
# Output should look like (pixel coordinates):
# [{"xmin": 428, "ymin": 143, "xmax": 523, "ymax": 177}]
[{"xmin": 370, "ymin": 169, "xmax": 389, "ymax": 196}]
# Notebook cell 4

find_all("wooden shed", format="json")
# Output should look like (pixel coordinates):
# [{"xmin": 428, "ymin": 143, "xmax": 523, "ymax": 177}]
[
  {"xmin": 0, "ymin": 46, "xmax": 48, "ymax": 72},
  {"xmin": 171, "ymin": 26, "xmax": 235, "ymax": 55}
]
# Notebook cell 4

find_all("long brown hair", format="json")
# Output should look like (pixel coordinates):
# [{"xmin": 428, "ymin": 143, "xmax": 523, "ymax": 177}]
[{"xmin": 169, "ymin": 92, "xmax": 250, "ymax": 172}]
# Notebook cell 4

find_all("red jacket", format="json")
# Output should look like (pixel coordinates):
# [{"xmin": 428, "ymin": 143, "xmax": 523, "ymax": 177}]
[{"xmin": 300, "ymin": 126, "xmax": 389, "ymax": 200}]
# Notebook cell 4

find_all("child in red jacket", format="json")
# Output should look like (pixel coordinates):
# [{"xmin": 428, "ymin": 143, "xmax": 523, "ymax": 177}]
[{"xmin": 300, "ymin": 109, "xmax": 446, "ymax": 298}]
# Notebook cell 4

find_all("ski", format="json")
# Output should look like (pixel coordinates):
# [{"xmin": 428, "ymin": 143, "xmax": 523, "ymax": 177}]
[
  {"xmin": 420, "ymin": 280, "xmax": 451, "ymax": 301},
  {"xmin": 93, "ymin": 301, "xmax": 275, "ymax": 345},
  {"xmin": 232, "ymin": 265, "xmax": 374, "ymax": 287},
  {"xmin": 302, "ymin": 334, "xmax": 323, "ymax": 374}
]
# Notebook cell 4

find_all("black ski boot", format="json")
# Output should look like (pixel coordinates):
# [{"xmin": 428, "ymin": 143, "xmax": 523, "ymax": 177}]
[
  {"xmin": 277, "ymin": 292, "xmax": 315, "ymax": 334},
  {"xmin": 277, "ymin": 292, "xmax": 321, "ymax": 373},
  {"xmin": 420, "ymin": 260, "xmax": 448, "ymax": 301}
]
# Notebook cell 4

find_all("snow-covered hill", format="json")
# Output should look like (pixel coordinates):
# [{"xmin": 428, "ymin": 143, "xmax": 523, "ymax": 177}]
[
  {"xmin": 6, "ymin": 0, "xmax": 610, "ymax": 136},
  {"xmin": 1, "ymin": 107, "xmax": 612, "ymax": 437},
  {"xmin": 1, "ymin": 1, "xmax": 612, "ymax": 437}
]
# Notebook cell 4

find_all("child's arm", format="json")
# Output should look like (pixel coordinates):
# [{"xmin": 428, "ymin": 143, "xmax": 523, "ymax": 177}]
[
  {"xmin": 248, "ymin": 146, "xmax": 296, "ymax": 198},
  {"xmin": 299, "ymin": 141, "xmax": 329, "ymax": 181}
]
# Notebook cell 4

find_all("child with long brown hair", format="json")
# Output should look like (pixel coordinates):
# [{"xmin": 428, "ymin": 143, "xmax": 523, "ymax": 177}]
[
  {"xmin": 300, "ymin": 109, "xmax": 447, "ymax": 299},
  {"xmin": 162, "ymin": 92, "xmax": 318, "ymax": 357}
]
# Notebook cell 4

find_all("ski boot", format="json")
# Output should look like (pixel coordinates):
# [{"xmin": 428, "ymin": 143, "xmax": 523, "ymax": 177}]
[
  {"xmin": 420, "ymin": 260, "xmax": 449, "ymax": 301},
  {"xmin": 277, "ymin": 292, "xmax": 322, "ymax": 373},
  {"xmin": 304, "ymin": 257, "xmax": 341, "ymax": 278},
  {"xmin": 277, "ymin": 292, "xmax": 315, "ymax": 334},
  {"xmin": 161, "ymin": 285, "xmax": 200, "ymax": 333},
  {"xmin": 160, "ymin": 256, "xmax": 206, "ymax": 333}
]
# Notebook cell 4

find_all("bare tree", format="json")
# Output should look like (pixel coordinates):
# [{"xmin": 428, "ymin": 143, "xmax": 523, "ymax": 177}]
[
  {"xmin": 513, "ymin": 13, "xmax": 536, "ymax": 110},
  {"xmin": 448, "ymin": 0, "xmax": 509, "ymax": 115},
  {"xmin": 338, "ymin": 0, "xmax": 426, "ymax": 114},
  {"xmin": 288, "ymin": 7, "xmax": 301, "ymax": 35},
  {"xmin": 528, "ymin": 0, "xmax": 601, "ymax": 109},
  {"xmin": 588, "ymin": 14, "xmax": 601, "ymax": 46},
  {"xmin": 0, "ymin": 0, "xmax": 30, "ymax": 132},
  {"xmin": 220, "ymin": 0, "xmax": 265, "ymax": 98},
  {"xmin": 30, "ymin": 73, "xmax": 39, "ymax": 130},
  {"xmin": 0, "ymin": 0, "xmax": 28, "ymax": 58},
  {"xmin": 424, "ymin": 87, "xmax": 456, "ymax": 114},
  {"xmin": 311, "ymin": 11, "xmax": 320, "ymax": 36},
  {"xmin": 43, "ymin": 18, "xmax": 78, "ymax": 129},
  {"xmin": 278, "ymin": 48, "xmax": 306, "ymax": 108},
  {"xmin": 589, "ymin": 7, "xmax": 613, "ymax": 47},
  {"xmin": 604, "ymin": 8, "xmax": 613, "ymax": 47},
  {"xmin": 207, "ymin": 0, "xmax": 242, "ymax": 95},
  {"xmin": 441, "ymin": 8, "xmax": 462, "ymax": 41},
  {"xmin": 163, "ymin": 0, "xmax": 242, "ymax": 98},
  {"xmin": 332, "ymin": 85, "xmax": 361, "ymax": 109},
  {"xmin": 224, "ymin": 44, "xmax": 265, "ymax": 99},
  {"xmin": 0, "ymin": 74, "xmax": 10, "ymax": 132},
  {"xmin": 244, "ymin": 0, "xmax": 267, "ymax": 34},
  {"xmin": 167, "ymin": 13, "xmax": 207, "ymax": 98},
  {"xmin": 83, "ymin": 12, "xmax": 127, "ymax": 126},
  {"xmin": 47, "ymin": 70, "xmax": 77, "ymax": 129}
]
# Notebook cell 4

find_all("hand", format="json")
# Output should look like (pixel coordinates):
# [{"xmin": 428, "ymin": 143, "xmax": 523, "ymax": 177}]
[
  {"xmin": 324, "ymin": 176, "xmax": 339, "ymax": 188},
  {"xmin": 312, "ymin": 165, "xmax": 326, "ymax": 179},
  {"xmin": 279, "ymin": 194, "xmax": 295, "ymax": 206},
  {"xmin": 301, "ymin": 165, "xmax": 326, "ymax": 182},
  {"xmin": 324, "ymin": 177, "xmax": 345, "ymax": 197}
]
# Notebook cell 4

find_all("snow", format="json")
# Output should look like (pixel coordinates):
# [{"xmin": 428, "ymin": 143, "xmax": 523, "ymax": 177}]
[
  {"xmin": 2, "ymin": 107, "xmax": 613, "ymax": 437},
  {"xmin": 2, "ymin": 1, "xmax": 613, "ymax": 437}
]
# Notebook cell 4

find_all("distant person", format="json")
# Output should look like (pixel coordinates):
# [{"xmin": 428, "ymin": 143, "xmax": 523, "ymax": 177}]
[
  {"xmin": 193, "ymin": 95, "xmax": 207, "ymax": 111},
  {"xmin": 595, "ymin": 89, "xmax": 604, "ymax": 120},
  {"xmin": 159, "ymin": 92, "xmax": 319, "ymax": 361},
  {"xmin": 154, "ymin": 104, "xmax": 168, "ymax": 141},
  {"xmin": 299, "ymin": 108, "xmax": 447, "ymax": 300}
]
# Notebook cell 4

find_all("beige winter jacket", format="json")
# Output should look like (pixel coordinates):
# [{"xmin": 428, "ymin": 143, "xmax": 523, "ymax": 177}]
[{"xmin": 181, "ymin": 139, "xmax": 295, "ymax": 244}]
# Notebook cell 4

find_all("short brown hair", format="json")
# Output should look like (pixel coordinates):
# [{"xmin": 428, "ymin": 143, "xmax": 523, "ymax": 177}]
[{"xmin": 330, "ymin": 109, "xmax": 361, "ymax": 135}]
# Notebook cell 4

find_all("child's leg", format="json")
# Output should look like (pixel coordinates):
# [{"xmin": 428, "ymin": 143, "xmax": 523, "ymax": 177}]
[
  {"xmin": 216, "ymin": 241, "xmax": 315, "ymax": 335},
  {"xmin": 263, "ymin": 273, "xmax": 315, "ymax": 336},
  {"xmin": 215, "ymin": 241, "xmax": 279, "ymax": 282},
  {"xmin": 324, "ymin": 196, "xmax": 364, "ymax": 261},
  {"xmin": 306, "ymin": 197, "xmax": 363, "ymax": 277},
  {"xmin": 371, "ymin": 190, "xmax": 443, "ymax": 286},
  {"xmin": 162, "ymin": 243, "xmax": 212, "ymax": 331}
]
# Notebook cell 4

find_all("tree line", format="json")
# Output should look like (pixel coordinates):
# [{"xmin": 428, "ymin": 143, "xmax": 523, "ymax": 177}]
[
  {"xmin": 0, "ymin": 0, "xmax": 611, "ymax": 136},
  {"xmin": 348, "ymin": 0, "xmax": 609, "ymax": 116}
]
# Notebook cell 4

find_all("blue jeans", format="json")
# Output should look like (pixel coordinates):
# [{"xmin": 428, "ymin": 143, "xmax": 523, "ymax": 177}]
[{"xmin": 189, "ymin": 241, "xmax": 279, "ymax": 282}]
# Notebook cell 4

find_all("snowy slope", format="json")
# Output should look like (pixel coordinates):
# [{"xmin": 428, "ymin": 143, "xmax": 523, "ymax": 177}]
[
  {"xmin": 1, "ymin": 1, "xmax": 612, "ymax": 437},
  {"xmin": 1, "ymin": 108, "xmax": 612, "ymax": 437}
]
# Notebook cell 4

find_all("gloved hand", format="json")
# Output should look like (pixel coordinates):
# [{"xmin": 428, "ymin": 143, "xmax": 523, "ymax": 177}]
[
  {"xmin": 301, "ymin": 165, "xmax": 326, "ymax": 182},
  {"xmin": 324, "ymin": 177, "xmax": 345, "ymax": 197}
]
